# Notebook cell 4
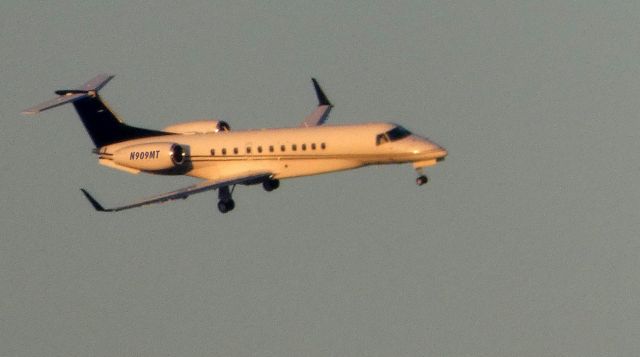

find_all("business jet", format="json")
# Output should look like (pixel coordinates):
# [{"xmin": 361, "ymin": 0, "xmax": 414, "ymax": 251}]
[{"xmin": 22, "ymin": 74, "xmax": 447, "ymax": 213}]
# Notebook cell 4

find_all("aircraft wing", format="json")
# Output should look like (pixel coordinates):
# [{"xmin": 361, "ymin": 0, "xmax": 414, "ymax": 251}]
[
  {"xmin": 80, "ymin": 172, "xmax": 272, "ymax": 212},
  {"xmin": 300, "ymin": 78, "xmax": 333, "ymax": 127}
]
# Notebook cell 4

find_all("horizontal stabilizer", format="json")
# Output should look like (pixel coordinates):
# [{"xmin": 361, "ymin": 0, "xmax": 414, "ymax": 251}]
[
  {"xmin": 80, "ymin": 74, "xmax": 114, "ymax": 91},
  {"xmin": 21, "ymin": 74, "xmax": 114, "ymax": 115},
  {"xmin": 21, "ymin": 92, "xmax": 90, "ymax": 115}
]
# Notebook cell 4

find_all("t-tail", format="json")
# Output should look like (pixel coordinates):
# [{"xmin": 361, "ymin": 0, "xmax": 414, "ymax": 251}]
[{"xmin": 22, "ymin": 74, "xmax": 168, "ymax": 148}]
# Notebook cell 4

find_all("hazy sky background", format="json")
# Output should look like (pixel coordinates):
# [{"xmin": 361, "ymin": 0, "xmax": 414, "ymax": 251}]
[{"xmin": 1, "ymin": 1, "xmax": 639, "ymax": 356}]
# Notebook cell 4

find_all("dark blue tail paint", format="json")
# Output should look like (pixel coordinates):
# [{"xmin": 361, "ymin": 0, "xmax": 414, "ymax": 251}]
[{"xmin": 71, "ymin": 95, "xmax": 169, "ymax": 148}]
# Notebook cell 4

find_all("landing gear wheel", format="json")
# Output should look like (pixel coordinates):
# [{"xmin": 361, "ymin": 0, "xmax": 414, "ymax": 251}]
[
  {"xmin": 262, "ymin": 179, "xmax": 280, "ymax": 192},
  {"xmin": 416, "ymin": 175, "xmax": 428, "ymax": 186},
  {"xmin": 217, "ymin": 199, "xmax": 235, "ymax": 213}
]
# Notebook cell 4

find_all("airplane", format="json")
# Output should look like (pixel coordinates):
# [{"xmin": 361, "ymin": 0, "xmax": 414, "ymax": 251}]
[{"xmin": 22, "ymin": 74, "xmax": 447, "ymax": 213}]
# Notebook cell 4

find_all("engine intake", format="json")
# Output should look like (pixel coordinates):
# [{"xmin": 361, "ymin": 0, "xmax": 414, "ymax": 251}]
[{"xmin": 170, "ymin": 144, "xmax": 185, "ymax": 165}]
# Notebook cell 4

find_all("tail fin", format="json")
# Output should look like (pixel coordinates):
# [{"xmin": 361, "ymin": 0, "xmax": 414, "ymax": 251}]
[{"xmin": 22, "ymin": 74, "xmax": 168, "ymax": 148}]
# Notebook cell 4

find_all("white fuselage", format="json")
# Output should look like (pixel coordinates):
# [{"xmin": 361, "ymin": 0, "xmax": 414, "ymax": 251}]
[{"xmin": 98, "ymin": 122, "xmax": 447, "ymax": 181}]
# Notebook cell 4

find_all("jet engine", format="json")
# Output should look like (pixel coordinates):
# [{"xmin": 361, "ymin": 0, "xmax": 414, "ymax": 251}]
[
  {"xmin": 112, "ymin": 142, "xmax": 188, "ymax": 172},
  {"xmin": 163, "ymin": 120, "xmax": 230, "ymax": 134}
]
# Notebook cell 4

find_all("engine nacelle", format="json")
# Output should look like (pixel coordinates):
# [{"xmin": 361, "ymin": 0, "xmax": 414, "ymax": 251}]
[
  {"xmin": 112, "ymin": 142, "xmax": 187, "ymax": 172},
  {"xmin": 163, "ymin": 120, "xmax": 230, "ymax": 134}
]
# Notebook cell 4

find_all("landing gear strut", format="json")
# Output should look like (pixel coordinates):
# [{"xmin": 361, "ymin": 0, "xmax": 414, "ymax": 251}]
[{"xmin": 217, "ymin": 185, "xmax": 235, "ymax": 213}]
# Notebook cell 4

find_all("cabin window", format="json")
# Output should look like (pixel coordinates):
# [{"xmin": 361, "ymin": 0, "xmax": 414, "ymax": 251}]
[
  {"xmin": 302, "ymin": 144, "xmax": 307, "ymax": 151},
  {"xmin": 281, "ymin": 145, "xmax": 286, "ymax": 152},
  {"xmin": 246, "ymin": 147, "xmax": 251, "ymax": 154},
  {"xmin": 292, "ymin": 144, "xmax": 297, "ymax": 151},
  {"xmin": 257, "ymin": 146, "xmax": 263, "ymax": 153},
  {"xmin": 233, "ymin": 147, "xmax": 238, "ymax": 155},
  {"xmin": 321, "ymin": 143, "xmax": 326, "ymax": 150},
  {"xmin": 210, "ymin": 149, "xmax": 215, "ymax": 156},
  {"xmin": 222, "ymin": 148, "xmax": 227, "ymax": 155},
  {"xmin": 311, "ymin": 143, "xmax": 317, "ymax": 150},
  {"xmin": 269, "ymin": 145, "xmax": 274, "ymax": 153}
]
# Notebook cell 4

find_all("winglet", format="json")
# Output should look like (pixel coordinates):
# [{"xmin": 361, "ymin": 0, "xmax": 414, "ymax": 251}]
[
  {"xmin": 80, "ymin": 189, "xmax": 107, "ymax": 212},
  {"xmin": 311, "ymin": 78, "xmax": 331, "ymax": 106},
  {"xmin": 300, "ymin": 78, "xmax": 333, "ymax": 127}
]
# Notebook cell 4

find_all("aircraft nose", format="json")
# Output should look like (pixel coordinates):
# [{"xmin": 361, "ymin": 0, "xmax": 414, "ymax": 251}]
[
  {"xmin": 412, "ymin": 138, "xmax": 447, "ymax": 160},
  {"xmin": 429, "ymin": 145, "xmax": 448, "ymax": 160}
]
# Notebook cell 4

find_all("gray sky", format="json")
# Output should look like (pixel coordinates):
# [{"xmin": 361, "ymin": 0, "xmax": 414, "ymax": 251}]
[{"xmin": 2, "ymin": 1, "xmax": 639, "ymax": 356}]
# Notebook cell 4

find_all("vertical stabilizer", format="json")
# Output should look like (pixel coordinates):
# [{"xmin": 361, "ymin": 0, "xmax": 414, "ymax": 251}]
[{"xmin": 22, "ymin": 74, "xmax": 169, "ymax": 148}]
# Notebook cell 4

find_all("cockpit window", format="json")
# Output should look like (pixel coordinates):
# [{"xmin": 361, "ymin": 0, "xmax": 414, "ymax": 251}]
[
  {"xmin": 376, "ymin": 126, "xmax": 412, "ymax": 145},
  {"xmin": 376, "ymin": 134, "xmax": 389, "ymax": 145},
  {"xmin": 386, "ymin": 126, "xmax": 411, "ymax": 141}
]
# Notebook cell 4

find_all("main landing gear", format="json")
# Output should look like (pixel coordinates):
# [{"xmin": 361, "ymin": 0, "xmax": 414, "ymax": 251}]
[
  {"xmin": 216, "ymin": 179, "xmax": 280, "ymax": 214},
  {"xmin": 217, "ymin": 185, "xmax": 235, "ymax": 213}
]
